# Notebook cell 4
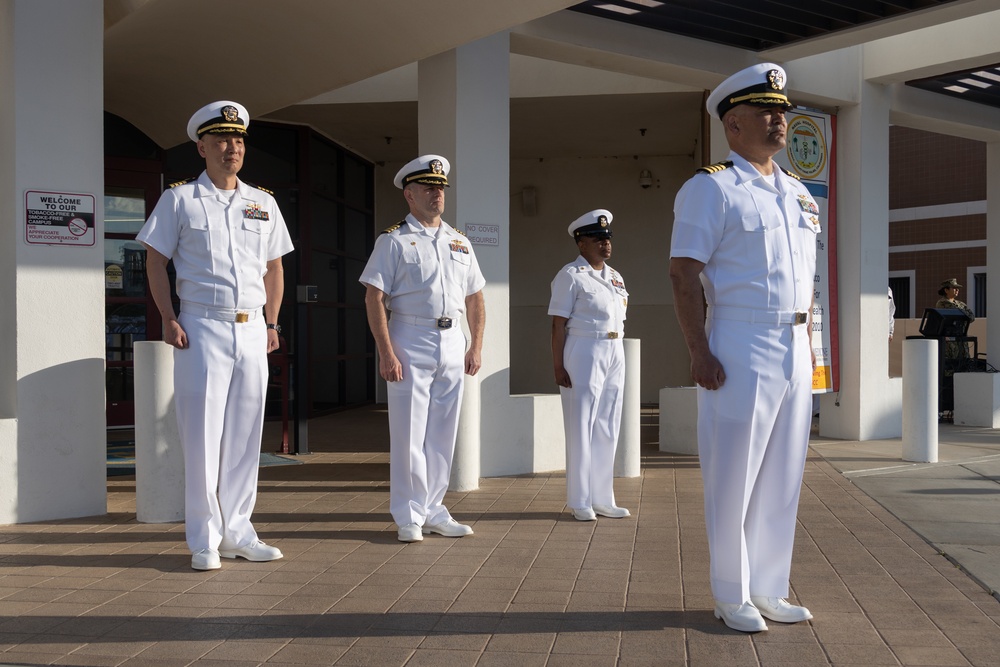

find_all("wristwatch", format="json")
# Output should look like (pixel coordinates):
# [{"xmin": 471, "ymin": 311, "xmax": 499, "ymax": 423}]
[{"xmin": 266, "ymin": 323, "xmax": 281, "ymax": 334}]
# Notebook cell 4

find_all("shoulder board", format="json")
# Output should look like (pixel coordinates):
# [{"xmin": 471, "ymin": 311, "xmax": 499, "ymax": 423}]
[
  {"xmin": 454, "ymin": 228, "xmax": 466, "ymax": 237},
  {"xmin": 780, "ymin": 166, "xmax": 801, "ymax": 180},
  {"xmin": 381, "ymin": 220, "xmax": 405, "ymax": 235},
  {"xmin": 168, "ymin": 177, "xmax": 196, "ymax": 189},
  {"xmin": 696, "ymin": 161, "xmax": 733, "ymax": 175},
  {"xmin": 245, "ymin": 181, "xmax": 274, "ymax": 195}
]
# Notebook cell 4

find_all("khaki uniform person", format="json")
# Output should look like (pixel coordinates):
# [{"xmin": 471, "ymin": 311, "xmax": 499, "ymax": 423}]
[
  {"xmin": 549, "ymin": 210, "xmax": 630, "ymax": 522},
  {"xmin": 360, "ymin": 155, "xmax": 486, "ymax": 543},
  {"xmin": 669, "ymin": 64, "xmax": 818, "ymax": 632},
  {"xmin": 138, "ymin": 101, "xmax": 294, "ymax": 571}
]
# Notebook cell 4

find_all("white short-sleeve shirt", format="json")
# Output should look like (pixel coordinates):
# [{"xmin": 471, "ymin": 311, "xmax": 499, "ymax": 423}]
[
  {"xmin": 670, "ymin": 151, "xmax": 820, "ymax": 312},
  {"xmin": 548, "ymin": 255, "xmax": 628, "ymax": 333},
  {"xmin": 137, "ymin": 171, "xmax": 294, "ymax": 310},
  {"xmin": 359, "ymin": 214, "xmax": 486, "ymax": 318}
]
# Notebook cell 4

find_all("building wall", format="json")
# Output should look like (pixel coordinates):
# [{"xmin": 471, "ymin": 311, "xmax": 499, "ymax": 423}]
[
  {"xmin": 889, "ymin": 126, "xmax": 987, "ymax": 316},
  {"xmin": 889, "ymin": 127, "xmax": 986, "ymax": 209},
  {"xmin": 507, "ymin": 154, "xmax": 697, "ymax": 403}
]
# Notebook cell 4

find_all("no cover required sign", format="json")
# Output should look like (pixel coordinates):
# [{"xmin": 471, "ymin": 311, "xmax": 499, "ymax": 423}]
[{"xmin": 25, "ymin": 190, "xmax": 96, "ymax": 246}]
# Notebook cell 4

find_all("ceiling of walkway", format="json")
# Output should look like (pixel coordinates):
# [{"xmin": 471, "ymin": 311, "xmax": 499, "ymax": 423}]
[
  {"xmin": 103, "ymin": 0, "xmax": 1000, "ymax": 159},
  {"xmin": 567, "ymin": 0, "xmax": 1000, "ymax": 116},
  {"xmin": 569, "ymin": 0, "xmax": 962, "ymax": 51},
  {"xmin": 103, "ymin": 0, "xmax": 581, "ymax": 147}
]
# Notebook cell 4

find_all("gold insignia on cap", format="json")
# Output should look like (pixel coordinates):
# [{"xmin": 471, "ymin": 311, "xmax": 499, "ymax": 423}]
[
  {"xmin": 767, "ymin": 69, "xmax": 785, "ymax": 91},
  {"xmin": 598, "ymin": 215, "xmax": 608, "ymax": 227},
  {"xmin": 222, "ymin": 105, "xmax": 239, "ymax": 122},
  {"xmin": 430, "ymin": 159, "xmax": 444, "ymax": 175}
]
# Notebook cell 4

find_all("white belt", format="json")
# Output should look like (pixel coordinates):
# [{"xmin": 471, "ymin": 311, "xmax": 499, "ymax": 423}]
[
  {"xmin": 391, "ymin": 313, "xmax": 458, "ymax": 329},
  {"xmin": 180, "ymin": 302, "xmax": 260, "ymax": 323},
  {"xmin": 708, "ymin": 306, "xmax": 808, "ymax": 326},
  {"xmin": 567, "ymin": 329, "xmax": 622, "ymax": 340}
]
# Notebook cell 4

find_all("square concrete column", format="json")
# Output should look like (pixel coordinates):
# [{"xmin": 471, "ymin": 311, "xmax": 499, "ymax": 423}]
[
  {"xmin": 988, "ymin": 141, "xmax": 1000, "ymax": 365},
  {"xmin": 0, "ymin": 0, "xmax": 106, "ymax": 522},
  {"xmin": 819, "ymin": 77, "xmax": 901, "ymax": 440},
  {"xmin": 417, "ymin": 34, "xmax": 566, "ymax": 478}
]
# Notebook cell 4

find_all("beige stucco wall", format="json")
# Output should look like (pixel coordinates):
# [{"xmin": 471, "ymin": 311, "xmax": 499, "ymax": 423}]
[{"xmin": 508, "ymin": 154, "xmax": 697, "ymax": 403}]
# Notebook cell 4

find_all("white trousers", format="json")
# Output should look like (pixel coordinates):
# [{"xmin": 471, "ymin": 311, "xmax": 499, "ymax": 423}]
[
  {"xmin": 698, "ymin": 318, "xmax": 812, "ymax": 604},
  {"xmin": 386, "ymin": 320, "xmax": 466, "ymax": 527},
  {"xmin": 560, "ymin": 335, "xmax": 624, "ymax": 510},
  {"xmin": 174, "ymin": 313, "xmax": 268, "ymax": 553}
]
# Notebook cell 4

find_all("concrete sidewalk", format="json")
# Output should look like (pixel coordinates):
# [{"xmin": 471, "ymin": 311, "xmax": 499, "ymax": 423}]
[
  {"xmin": 0, "ymin": 408, "xmax": 999, "ymax": 666},
  {"xmin": 811, "ymin": 422, "xmax": 1000, "ymax": 605}
]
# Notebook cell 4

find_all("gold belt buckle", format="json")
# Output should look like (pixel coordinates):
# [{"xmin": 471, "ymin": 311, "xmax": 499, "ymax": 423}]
[
  {"xmin": 793, "ymin": 312, "xmax": 807, "ymax": 325},
  {"xmin": 235, "ymin": 312, "xmax": 249, "ymax": 323},
  {"xmin": 607, "ymin": 331, "xmax": 619, "ymax": 339}
]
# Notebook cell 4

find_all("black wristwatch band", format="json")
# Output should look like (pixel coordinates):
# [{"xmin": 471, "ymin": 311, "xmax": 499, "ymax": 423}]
[{"xmin": 266, "ymin": 323, "xmax": 281, "ymax": 334}]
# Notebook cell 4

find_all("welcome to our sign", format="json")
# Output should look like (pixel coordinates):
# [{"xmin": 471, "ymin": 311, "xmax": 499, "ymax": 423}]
[{"xmin": 25, "ymin": 190, "xmax": 96, "ymax": 247}]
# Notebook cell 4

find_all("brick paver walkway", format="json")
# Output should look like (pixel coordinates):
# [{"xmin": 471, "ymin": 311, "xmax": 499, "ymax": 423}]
[{"xmin": 2, "ymin": 409, "xmax": 1000, "ymax": 666}]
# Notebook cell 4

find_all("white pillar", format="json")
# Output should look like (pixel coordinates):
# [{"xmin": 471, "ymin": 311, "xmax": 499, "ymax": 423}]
[
  {"xmin": 133, "ymin": 342, "xmax": 184, "ymax": 523},
  {"xmin": 987, "ymin": 141, "xmax": 1000, "ymax": 366},
  {"xmin": 615, "ymin": 339, "xmax": 641, "ymax": 478},
  {"xmin": 0, "ymin": 0, "xmax": 106, "ymax": 523},
  {"xmin": 451, "ymin": 372, "xmax": 480, "ymax": 492},
  {"xmin": 418, "ymin": 33, "xmax": 512, "ymax": 481},
  {"xmin": 902, "ymin": 338, "xmax": 938, "ymax": 462},
  {"xmin": 819, "ymin": 64, "xmax": 899, "ymax": 440}
]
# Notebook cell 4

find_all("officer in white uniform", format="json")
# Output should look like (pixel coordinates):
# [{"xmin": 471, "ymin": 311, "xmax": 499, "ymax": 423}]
[
  {"xmin": 669, "ymin": 64, "xmax": 819, "ymax": 632},
  {"xmin": 549, "ymin": 210, "xmax": 630, "ymax": 522},
  {"xmin": 359, "ymin": 155, "xmax": 486, "ymax": 543},
  {"xmin": 138, "ymin": 101, "xmax": 294, "ymax": 571}
]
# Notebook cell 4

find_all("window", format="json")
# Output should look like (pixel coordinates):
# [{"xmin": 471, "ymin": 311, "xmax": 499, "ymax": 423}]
[{"xmin": 974, "ymin": 272, "xmax": 987, "ymax": 317}]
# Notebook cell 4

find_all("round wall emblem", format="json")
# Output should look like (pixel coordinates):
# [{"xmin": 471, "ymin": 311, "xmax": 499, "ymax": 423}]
[{"xmin": 786, "ymin": 114, "xmax": 827, "ymax": 180}]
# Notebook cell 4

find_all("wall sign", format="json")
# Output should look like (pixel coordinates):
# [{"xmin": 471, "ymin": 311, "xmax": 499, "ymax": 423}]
[
  {"xmin": 25, "ymin": 190, "xmax": 96, "ymax": 246},
  {"xmin": 464, "ymin": 224, "xmax": 500, "ymax": 246}
]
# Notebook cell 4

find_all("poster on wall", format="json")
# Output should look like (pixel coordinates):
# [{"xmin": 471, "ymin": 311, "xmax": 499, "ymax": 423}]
[
  {"xmin": 774, "ymin": 109, "xmax": 839, "ymax": 394},
  {"xmin": 24, "ymin": 190, "xmax": 97, "ymax": 247}
]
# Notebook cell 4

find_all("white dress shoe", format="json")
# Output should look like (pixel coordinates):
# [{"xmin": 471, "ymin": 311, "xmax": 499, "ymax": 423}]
[
  {"xmin": 571, "ymin": 507, "xmax": 597, "ymax": 521},
  {"xmin": 397, "ymin": 523, "xmax": 423, "ymax": 542},
  {"xmin": 714, "ymin": 601, "xmax": 768, "ymax": 633},
  {"xmin": 593, "ymin": 504, "xmax": 631, "ymax": 518},
  {"xmin": 218, "ymin": 540, "xmax": 283, "ymax": 562},
  {"xmin": 750, "ymin": 596, "xmax": 813, "ymax": 623},
  {"xmin": 191, "ymin": 549, "xmax": 221, "ymax": 571},
  {"xmin": 422, "ymin": 518, "xmax": 473, "ymax": 537}
]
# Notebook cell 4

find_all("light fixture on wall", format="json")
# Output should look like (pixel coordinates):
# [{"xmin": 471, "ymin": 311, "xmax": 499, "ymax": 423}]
[{"xmin": 639, "ymin": 169, "xmax": 653, "ymax": 189}]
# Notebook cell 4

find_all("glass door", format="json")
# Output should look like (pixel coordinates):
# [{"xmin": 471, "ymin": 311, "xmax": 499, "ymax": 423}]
[{"xmin": 105, "ymin": 168, "xmax": 163, "ymax": 427}]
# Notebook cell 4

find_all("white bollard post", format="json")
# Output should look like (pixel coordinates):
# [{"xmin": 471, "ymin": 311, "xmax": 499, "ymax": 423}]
[
  {"xmin": 451, "ymin": 371, "xmax": 481, "ymax": 492},
  {"xmin": 615, "ymin": 338, "xmax": 641, "ymax": 478},
  {"xmin": 902, "ymin": 338, "xmax": 938, "ymax": 463},
  {"xmin": 133, "ymin": 341, "xmax": 185, "ymax": 522}
]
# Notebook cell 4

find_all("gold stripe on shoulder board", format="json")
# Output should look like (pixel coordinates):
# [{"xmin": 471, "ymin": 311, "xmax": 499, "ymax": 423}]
[
  {"xmin": 696, "ymin": 160, "xmax": 733, "ymax": 175},
  {"xmin": 780, "ymin": 166, "xmax": 801, "ymax": 180},
  {"xmin": 168, "ymin": 177, "xmax": 196, "ymax": 188},
  {"xmin": 246, "ymin": 182, "xmax": 275, "ymax": 195},
  {"xmin": 381, "ymin": 220, "xmax": 405, "ymax": 235}
]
